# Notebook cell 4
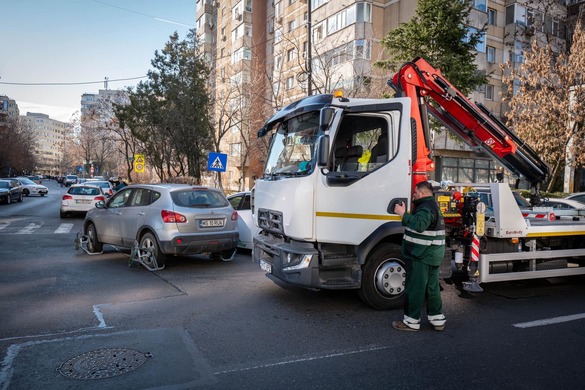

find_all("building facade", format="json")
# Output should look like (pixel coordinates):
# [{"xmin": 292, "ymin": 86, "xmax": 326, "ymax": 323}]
[
  {"xmin": 19, "ymin": 113, "xmax": 67, "ymax": 176},
  {"xmin": 197, "ymin": 0, "xmax": 576, "ymax": 192}
]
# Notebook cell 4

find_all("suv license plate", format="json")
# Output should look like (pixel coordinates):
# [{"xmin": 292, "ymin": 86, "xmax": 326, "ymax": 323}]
[
  {"xmin": 200, "ymin": 219, "xmax": 225, "ymax": 228},
  {"xmin": 259, "ymin": 259, "xmax": 272, "ymax": 273}
]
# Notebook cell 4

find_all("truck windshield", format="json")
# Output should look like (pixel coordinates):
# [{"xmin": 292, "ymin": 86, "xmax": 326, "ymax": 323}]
[{"xmin": 264, "ymin": 112, "xmax": 319, "ymax": 176}]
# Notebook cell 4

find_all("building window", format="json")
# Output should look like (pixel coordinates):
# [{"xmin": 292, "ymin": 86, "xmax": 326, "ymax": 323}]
[
  {"xmin": 288, "ymin": 19, "xmax": 296, "ymax": 32},
  {"xmin": 467, "ymin": 27, "xmax": 485, "ymax": 53},
  {"xmin": 439, "ymin": 157, "xmax": 497, "ymax": 183},
  {"xmin": 287, "ymin": 48, "xmax": 296, "ymax": 62},
  {"xmin": 230, "ymin": 143, "xmax": 242, "ymax": 156},
  {"xmin": 286, "ymin": 77, "xmax": 294, "ymax": 90},
  {"xmin": 473, "ymin": 0, "xmax": 486, "ymax": 12},
  {"xmin": 485, "ymin": 84, "xmax": 494, "ymax": 100},
  {"xmin": 488, "ymin": 8, "xmax": 496, "ymax": 26},
  {"xmin": 487, "ymin": 46, "xmax": 496, "ymax": 63}
]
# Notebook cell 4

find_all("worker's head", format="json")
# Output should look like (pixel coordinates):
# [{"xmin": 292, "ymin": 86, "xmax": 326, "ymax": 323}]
[{"xmin": 413, "ymin": 181, "xmax": 434, "ymax": 200}]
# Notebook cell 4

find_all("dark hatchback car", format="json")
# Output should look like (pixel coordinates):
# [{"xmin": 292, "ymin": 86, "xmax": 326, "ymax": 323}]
[
  {"xmin": 0, "ymin": 179, "xmax": 23, "ymax": 204},
  {"xmin": 83, "ymin": 184, "xmax": 239, "ymax": 267}
]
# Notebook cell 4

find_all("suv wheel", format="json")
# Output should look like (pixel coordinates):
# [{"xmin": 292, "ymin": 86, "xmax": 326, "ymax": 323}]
[{"xmin": 140, "ymin": 232, "xmax": 167, "ymax": 268}]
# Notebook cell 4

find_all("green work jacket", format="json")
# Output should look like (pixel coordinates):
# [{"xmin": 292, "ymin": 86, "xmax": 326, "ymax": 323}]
[{"xmin": 401, "ymin": 195, "xmax": 446, "ymax": 266}]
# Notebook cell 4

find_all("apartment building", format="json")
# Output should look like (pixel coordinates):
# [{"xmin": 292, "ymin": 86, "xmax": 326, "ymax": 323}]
[
  {"xmin": 197, "ymin": 0, "xmax": 574, "ymax": 192},
  {"xmin": 19, "ymin": 113, "xmax": 67, "ymax": 176}
]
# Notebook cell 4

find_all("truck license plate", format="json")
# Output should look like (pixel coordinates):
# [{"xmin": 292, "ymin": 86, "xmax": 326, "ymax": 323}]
[{"xmin": 259, "ymin": 259, "xmax": 272, "ymax": 273}]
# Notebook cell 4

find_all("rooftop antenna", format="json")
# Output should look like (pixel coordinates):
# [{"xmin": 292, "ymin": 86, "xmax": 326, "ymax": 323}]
[{"xmin": 104, "ymin": 77, "xmax": 109, "ymax": 90}]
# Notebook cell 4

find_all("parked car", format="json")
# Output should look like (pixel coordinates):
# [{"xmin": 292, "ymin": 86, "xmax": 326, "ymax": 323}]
[
  {"xmin": 0, "ymin": 179, "xmax": 24, "ymax": 204},
  {"xmin": 64, "ymin": 175, "xmax": 79, "ymax": 187},
  {"xmin": 60, "ymin": 184, "xmax": 105, "ymax": 218},
  {"xmin": 86, "ymin": 180, "xmax": 114, "ymax": 197},
  {"xmin": 539, "ymin": 198, "xmax": 585, "ymax": 220},
  {"xmin": 28, "ymin": 175, "xmax": 43, "ymax": 184},
  {"xmin": 14, "ymin": 177, "xmax": 49, "ymax": 196},
  {"xmin": 565, "ymin": 192, "xmax": 585, "ymax": 204},
  {"xmin": 83, "ymin": 184, "xmax": 239, "ymax": 267},
  {"xmin": 227, "ymin": 191, "xmax": 259, "ymax": 249}
]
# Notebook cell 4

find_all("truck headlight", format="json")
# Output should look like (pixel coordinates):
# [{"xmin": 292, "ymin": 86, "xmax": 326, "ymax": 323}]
[{"xmin": 282, "ymin": 253, "xmax": 313, "ymax": 271}]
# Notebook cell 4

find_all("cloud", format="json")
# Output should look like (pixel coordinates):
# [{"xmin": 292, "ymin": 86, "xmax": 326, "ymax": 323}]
[{"xmin": 18, "ymin": 101, "xmax": 78, "ymax": 123}]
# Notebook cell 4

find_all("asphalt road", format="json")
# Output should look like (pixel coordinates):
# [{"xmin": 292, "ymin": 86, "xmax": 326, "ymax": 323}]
[{"xmin": 1, "ymin": 179, "xmax": 585, "ymax": 389}]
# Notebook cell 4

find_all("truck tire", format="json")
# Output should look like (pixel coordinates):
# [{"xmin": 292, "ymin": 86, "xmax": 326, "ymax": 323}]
[
  {"xmin": 85, "ymin": 223, "xmax": 103, "ymax": 253},
  {"xmin": 358, "ymin": 243, "xmax": 406, "ymax": 310}
]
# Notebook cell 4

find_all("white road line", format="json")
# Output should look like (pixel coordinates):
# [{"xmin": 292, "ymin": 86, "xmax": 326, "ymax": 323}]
[
  {"xmin": 213, "ymin": 345, "xmax": 391, "ymax": 375},
  {"xmin": 15, "ymin": 223, "xmax": 43, "ymax": 234},
  {"xmin": 513, "ymin": 313, "xmax": 585, "ymax": 328},
  {"xmin": 54, "ymin": 223, "xmax": 74, "ymax": 234},
  {"xmin": 93, "ymin": 304, "xmax": 110, "ymax": 328}
]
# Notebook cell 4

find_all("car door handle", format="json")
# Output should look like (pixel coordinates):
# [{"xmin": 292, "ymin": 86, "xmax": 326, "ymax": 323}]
[{"xmin": 138, "ymin": 212, "xmax": 146, "ymax": 216}]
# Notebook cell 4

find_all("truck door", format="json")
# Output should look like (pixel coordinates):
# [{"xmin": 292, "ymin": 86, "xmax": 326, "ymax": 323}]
[{"xmin": 315, "ymin": 99, "xmax": 412, "ymax": 246}]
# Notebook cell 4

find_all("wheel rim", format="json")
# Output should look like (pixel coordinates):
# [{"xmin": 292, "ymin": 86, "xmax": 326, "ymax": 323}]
[
  {"xmin": 375, "ymin": 260, "xmax": 406, "ymax": 297},
  {"xmin": 141, "ymin": 236, "xmax": 157, "ymax": 265},
  {"xmin": 87, "ymin": 226, "xmax": 96, "ymax": 250}
]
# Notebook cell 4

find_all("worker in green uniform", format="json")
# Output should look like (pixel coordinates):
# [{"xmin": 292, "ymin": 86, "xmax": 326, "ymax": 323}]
[{"xmin": 392, "ymin": 180, "xmax": 447, "ymax": 332}]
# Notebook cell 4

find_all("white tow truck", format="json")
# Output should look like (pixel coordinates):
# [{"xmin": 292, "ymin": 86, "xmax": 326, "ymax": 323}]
[{"xmin": 252, "ymin": 57, "xmax": 585, "ymax": 310}]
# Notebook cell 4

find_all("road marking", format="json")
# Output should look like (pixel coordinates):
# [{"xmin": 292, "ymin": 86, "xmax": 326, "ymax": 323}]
[
  {"xmin": 93, "ymin": 304, "xmax": 110, "ymax": 328},
  {"xmin": 513, "ymin": 313, "xmax": 585, "ymax": 328},
  {"xmin": 54, "ymin": 223, "xmax": 74, "ymax": 234},
  {"xmin": 213, "ymin": 344, "xmax": 391, "ymax": 375},
  {"xmin": 15, "ymin": 223, "xmax": 43, "ymax": 234}
]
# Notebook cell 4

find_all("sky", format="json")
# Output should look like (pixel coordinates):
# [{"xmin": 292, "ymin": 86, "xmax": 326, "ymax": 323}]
[{"xmin": 0, "ymin": 0, "xmax": 196, "ymax": 122}]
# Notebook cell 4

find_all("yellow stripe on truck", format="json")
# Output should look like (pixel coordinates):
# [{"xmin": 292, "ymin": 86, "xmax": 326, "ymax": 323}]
[
  {"xmin": 316, "ymin": 211, "xmax": 402, "ymax": 221},
  {"xmin": 526, "ymin": 230, "xmax": 585, "ymax": 237}
]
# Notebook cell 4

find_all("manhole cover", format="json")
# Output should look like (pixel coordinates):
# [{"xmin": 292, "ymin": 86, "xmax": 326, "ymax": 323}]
[{"xmin": 58, "ymin": 348, "xmax": 152, "ymax": 380}]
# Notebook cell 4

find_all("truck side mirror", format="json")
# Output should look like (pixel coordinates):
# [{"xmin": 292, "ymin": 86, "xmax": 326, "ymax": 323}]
[
  {"xmin": 317, "ymin": 135, "xmax": 330, "ymax": 168},
  {"xmin": 319, "ymin": 107, "xmax": 335, "ymax": 132}
]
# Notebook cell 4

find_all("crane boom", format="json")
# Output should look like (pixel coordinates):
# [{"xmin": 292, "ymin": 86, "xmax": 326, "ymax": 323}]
[{"xmin": 391, "ymin": 57, "xmax": 549, "ymax": 194}]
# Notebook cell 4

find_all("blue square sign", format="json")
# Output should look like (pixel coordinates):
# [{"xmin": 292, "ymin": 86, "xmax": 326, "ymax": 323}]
[{"xmin": 207, "ymin": 152, "xmax": 227, "ymax": 172}]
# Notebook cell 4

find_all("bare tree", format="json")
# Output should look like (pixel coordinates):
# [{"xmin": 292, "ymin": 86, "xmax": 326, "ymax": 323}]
[{"xmin": 503, "ymin": 18, "xmax": 585, "ymax": 192}]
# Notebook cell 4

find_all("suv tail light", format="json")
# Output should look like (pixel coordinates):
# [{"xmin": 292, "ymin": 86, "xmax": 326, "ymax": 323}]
[
  {"xmin": 231, "ymin": 211, "xmax": 238, "ymax": 221},
  {"xmin": 94, "ymin": 196, "xmax": 105, "ymax": 201},
  {"xmin": 161, "ymin": 210, "xmax": 187, "ymax": 223},
  {"xmin": 62, "ymin": 195, "xmax": 73, "ymax": 200}
]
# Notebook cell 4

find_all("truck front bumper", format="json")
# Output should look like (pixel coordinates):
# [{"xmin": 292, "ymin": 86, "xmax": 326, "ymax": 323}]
[{"xmin": 253, "ymin": 233, "xmax": 321, "ymax": 289}]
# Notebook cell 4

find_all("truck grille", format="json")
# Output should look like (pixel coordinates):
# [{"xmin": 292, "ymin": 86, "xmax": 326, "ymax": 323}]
[{"xmin": 258, "ymin": 208, "xmax": 284, "ymax": 235}]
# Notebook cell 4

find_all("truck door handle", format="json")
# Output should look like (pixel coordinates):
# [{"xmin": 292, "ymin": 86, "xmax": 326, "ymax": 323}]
[{"xmin": 388, "ymin": 198, "xmax": 408, "ymax": 214}]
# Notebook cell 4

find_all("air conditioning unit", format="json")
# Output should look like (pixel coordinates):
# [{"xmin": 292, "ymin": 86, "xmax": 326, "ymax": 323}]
[
  {"xmin": 221, "ymin": 35, "xmax": 227, "ymax": 41},
  {"xmin": 236, "ymin": 12, "xmax": 242, "ymax": 21},
  {"xmin": 276, "ymin": 17, "xmax": 283, "ymax": 25}
]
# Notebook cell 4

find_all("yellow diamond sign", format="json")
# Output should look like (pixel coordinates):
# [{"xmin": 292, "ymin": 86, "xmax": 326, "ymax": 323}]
[{"xmin": 134, "ymin": 154, "xmax": 145, "ymax": 173}]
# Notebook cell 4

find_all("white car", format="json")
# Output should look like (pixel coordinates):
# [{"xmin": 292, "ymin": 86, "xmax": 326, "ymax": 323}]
[
  {"xmin": 60, "ymin": 184, "xmax": 105, "ymax": 218},
  {"xmin": 227, "ymin": 192, "xmax": 259, "ymax": 249},
  {"xmin": 565, "ymin": 192, "xmax": 585, "ymax": 204},
  {"xmin": 15, "ymin": 177, "xmax": 49, "ymax": 196},
  {"xmin": 86, "ymin": 180, "xmax": 114, "ymax": 197}
]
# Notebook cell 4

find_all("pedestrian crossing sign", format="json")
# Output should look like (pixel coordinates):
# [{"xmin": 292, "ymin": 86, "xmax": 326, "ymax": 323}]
[{"xmin": 207, "ymin": 152, "xmax": 227, "ymax": 172}]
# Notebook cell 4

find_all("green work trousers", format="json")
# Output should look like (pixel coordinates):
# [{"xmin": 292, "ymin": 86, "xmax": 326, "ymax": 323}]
[{"xmin": 404, "ymin": 260, "xmax": 443, "ymax": 320}]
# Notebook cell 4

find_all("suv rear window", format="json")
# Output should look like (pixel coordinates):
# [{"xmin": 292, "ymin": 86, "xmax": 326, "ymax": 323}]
[{"xmin": 171, "ymin": 189, "xmax": 229, "ymax": 208}]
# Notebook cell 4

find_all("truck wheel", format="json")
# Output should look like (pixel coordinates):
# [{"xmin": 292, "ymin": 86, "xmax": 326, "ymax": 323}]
[
  {"xmin": 358, "ymin": 243, "xmax": 406, "ymax": 310},
  {"xmin": 140, "ymin": 232, "xmax": 167, "ymax": 268},
  {"xmin": 85, "ymin": 223, "xmax": 103, "ymax": 253}
]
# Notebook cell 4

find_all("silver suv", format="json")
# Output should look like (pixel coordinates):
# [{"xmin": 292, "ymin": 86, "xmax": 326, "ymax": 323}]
[{"xmin": 83, "ymin": 184, "xmax": 239, "ymax": 267}]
